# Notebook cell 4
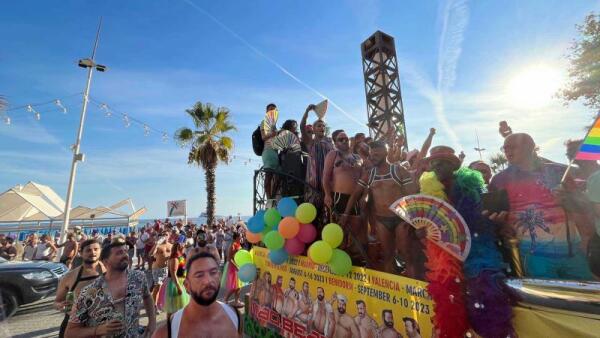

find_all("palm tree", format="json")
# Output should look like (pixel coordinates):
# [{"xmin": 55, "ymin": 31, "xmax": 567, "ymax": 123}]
[
  {"xmin": 174, "ymin": 102, "xmax": 236, "ymax": 226},
  {"xmin": 489, "ymin": 152, "xmax": 508, "ymax": 174}
]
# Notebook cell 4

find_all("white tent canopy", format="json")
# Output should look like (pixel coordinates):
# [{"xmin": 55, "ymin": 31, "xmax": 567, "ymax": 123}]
[{"xmin": 0, "ymin": 181, "xmax": 144, "ymax": 223}]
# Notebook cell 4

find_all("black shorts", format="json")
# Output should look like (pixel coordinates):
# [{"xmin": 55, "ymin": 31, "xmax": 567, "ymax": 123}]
[{"xmin": 332, "ymin": 192, "xmax": 360, "ymax": 216}]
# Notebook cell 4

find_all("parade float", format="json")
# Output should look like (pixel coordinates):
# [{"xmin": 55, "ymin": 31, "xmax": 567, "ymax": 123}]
[{"xmin": 242, "ymin": 30, "xmax": 600, "ymax": 338}]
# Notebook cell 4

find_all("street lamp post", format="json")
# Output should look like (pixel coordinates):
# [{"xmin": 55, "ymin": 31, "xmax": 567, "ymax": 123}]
[{"xmin": 59, "ymin": 19, "xmax": 108, "ymax": 247}]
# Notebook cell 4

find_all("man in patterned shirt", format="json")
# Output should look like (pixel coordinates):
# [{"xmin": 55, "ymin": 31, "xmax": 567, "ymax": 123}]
[
  {"xmin": 66, "ymin": 238, "xmax": 156, "ymax": 337},
  {"xmin": 489, "ymin": 133, "xmax": 593, "ymax": 280}
]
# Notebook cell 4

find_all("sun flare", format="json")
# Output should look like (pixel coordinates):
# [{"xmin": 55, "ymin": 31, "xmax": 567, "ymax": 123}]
[{"xmin": 506, "ymin": 64, "xmax": 563, "ymax": 109}]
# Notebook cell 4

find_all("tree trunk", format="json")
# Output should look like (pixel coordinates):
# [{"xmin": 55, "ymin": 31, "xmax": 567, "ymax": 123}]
[{"xmin": 205, "ymin": 164, "xmax": 216, "ymax": 226}]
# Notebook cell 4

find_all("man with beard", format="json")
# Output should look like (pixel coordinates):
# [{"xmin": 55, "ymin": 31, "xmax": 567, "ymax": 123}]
[
  {"xmin": 341, "ymin": 140, "xmax": 422, "ymax": 277},
  {"xmin": 379, "ymin": 309, "xmax": 401, "ymax": 338},
  {"xmin": 249, "ymin": 267, "xmax": 262, "ymax": 303},
  {"xmin": 294, "ymin": 281, "xmax": 312, "ymax": 325},
  {"xmin": 258, "ymin": 271, "xmax": 273, "ymax": 308},
  {"xmin": 354, "ymin": 300, "xmax": 378, "ymax": 338},
  {"xmin": 282, "ymin": 277, "xmax": 299, "ymax": 319},
  {"xmin": 271, "ymin": 275, "xmax": 285, "ymax": 314},
  {"xmin": 56, "ymin": 232, "xmax": 79, "ymax": 269},
  {"xmin": 323, "ymin": 130, "xmax": 365, "ymax": 253},
  {"xmin": 329, "ymin": 293, "xmax": 359, "ymax": 338},
  {"xmin": 54, "ymin": 240, "xmax": 105, "ymax": 338},
  {"xmin": 151, "ymin": 252, "xmax": 241, "ymax": 338},
  {"xmin": 67, "ymin": 238, "xmax": 156, "ymax": 338},
  {"xmin": 402, "ymin": 317, "xmax": 422, "ymax": 338},
  {"xmin": 308, "ymin": 287, "xmax": 334, "ymax": 337},
  {"xmin": 150, "ymin": 232, "xmax": 172, "ymax": 305}
]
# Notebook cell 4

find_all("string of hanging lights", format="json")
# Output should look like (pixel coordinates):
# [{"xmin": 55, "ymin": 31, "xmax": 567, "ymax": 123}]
[{"xmin": 1, "ymin": 94, "xmax": 260, "ymax": 166}]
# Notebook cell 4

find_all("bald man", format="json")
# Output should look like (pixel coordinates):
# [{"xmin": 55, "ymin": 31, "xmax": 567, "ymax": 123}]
[{"xmin": 489, "ymin": 133, "xmax": 594, "ymax": 280}]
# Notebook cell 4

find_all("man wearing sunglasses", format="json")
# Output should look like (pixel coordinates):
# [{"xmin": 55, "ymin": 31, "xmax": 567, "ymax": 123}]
[{"xmin": 323, "ymin": 130, "xmax": 365, "ymax": 254}]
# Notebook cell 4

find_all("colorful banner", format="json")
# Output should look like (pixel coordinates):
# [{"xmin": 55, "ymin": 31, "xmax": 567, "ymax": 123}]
[{"xmin": 247, "ymin": 247, "xmax": 433, "ymax": 338}]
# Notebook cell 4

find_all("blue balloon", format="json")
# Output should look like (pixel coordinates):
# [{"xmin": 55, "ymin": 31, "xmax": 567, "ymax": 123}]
[
  {"xmin": 277, "ymin": 197, "xmax": 298, "ymax": 217},
  {"xmin": 268, "ymin": 249, "xmax": 289, "ymax": 265},
  {"xmin": 238, "ymin": 263, "xmax": 257, "ymax": 282},
  {"xmin": 248, "ymin": 211, "xmax": 266, "ymax": 233}
]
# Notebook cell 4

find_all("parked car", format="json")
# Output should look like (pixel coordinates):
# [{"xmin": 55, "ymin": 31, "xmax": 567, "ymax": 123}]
[{"xmin": 0, "ymin": 257, "xmax": 68, "ymax": 319}]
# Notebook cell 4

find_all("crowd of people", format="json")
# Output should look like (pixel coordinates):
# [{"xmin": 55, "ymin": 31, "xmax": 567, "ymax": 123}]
[
  {"xmin": 22, "ymin": 217, "xmax": 250, "ymax": 338},
  {"xmin": 258, "ymin": 102, "xmax": 599, "ymax": 282}
]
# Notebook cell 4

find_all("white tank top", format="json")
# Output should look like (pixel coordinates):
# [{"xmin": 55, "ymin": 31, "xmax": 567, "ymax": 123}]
[{"xmin": 169, "ymin": 301, "xmax": 238, "ymax": 338}]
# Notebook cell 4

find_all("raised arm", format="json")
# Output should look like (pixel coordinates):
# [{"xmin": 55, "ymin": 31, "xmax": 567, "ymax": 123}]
[
  {"xmin": 300, "ymin": 104, "xmax": 315, "ymax": 145},
  {"xmin": 415, "ymin": 128, "xmax": 436, "ymax": 164}
]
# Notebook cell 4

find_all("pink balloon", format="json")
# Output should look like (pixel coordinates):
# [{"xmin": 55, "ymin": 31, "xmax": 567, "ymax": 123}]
[
  {"xmin": 297, "ymin": 223, "xmax": 317, "ymax": 243},
  {"xmin": 285, "ymin": 237, "xmax": 305, "ymax": 255}
]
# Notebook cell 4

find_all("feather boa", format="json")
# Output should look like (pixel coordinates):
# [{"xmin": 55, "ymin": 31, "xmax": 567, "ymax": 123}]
[{"xmin": 420, "ymin": 169, "xmax": 515, "ymax": 338}]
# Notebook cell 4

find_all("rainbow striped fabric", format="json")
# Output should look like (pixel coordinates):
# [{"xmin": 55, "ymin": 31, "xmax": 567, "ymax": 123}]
[{"xmin": 576, "ymin": 115, "xmax": 600, "ymax": 161}]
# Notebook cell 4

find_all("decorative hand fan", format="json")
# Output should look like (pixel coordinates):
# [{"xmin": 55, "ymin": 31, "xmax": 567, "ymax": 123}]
[
  {"xmin": 389, "ymin": 194, "xmax": 471, "ymax": 262},
  {"xmin": 313, "ymin": 99, "xmax": 328, "ymax": 119},
  {"xmin": 271, "ymin": 130, "xmax": 301, "ymax": 152},
  {"xmin": 263, "ymin": 109, "xmax": 279, "ymax": 134}
]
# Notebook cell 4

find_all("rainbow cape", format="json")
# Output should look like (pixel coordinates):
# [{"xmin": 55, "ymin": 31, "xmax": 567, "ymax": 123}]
[{"xmin": 576, "ymin": 115, "xmax": 600, "ymax": 161}]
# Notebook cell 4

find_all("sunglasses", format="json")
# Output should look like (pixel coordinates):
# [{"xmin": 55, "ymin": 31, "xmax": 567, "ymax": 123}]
[{"xmin": 336, "ymin": 137, "xmax": 349, "ymax": 142}]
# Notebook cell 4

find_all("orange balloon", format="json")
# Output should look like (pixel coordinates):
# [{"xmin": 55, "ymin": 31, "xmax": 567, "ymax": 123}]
[
  {"xmin": 246, "ymin": 231, "xmax": 262, "ymax": 244},
  {"xmin": 278, "ymin": 216, "xmax": 300, "ymax": 239}
]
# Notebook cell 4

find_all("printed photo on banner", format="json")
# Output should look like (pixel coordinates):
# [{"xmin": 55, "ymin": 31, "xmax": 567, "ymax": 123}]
[{"xmin": 247, "ymin": 247, "xmax": 432, "ymax": 338}]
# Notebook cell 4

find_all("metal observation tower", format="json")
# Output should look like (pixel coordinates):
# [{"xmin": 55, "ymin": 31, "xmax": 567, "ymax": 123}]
[{"xmin": 361, "ymin": 30, "xmax": 408, "ymax": 150}]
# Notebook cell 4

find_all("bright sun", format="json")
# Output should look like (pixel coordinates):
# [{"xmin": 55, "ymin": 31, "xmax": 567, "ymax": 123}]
[{"xmin": 506, "ymin": 64, "xmax": 563, "ymax": 109}]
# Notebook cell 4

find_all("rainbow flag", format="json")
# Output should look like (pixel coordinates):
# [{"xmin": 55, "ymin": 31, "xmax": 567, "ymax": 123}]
[{"xmin": 575, "ymin": 115, "xmax": 600, "ymax": 161}]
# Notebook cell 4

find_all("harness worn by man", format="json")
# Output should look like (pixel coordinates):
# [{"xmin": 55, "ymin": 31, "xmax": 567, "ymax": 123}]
[{"xmin": 341, "ymin": 140, "xmax": 423, "ymax": 277}]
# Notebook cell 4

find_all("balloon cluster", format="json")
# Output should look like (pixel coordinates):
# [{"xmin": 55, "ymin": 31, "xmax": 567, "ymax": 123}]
[
  {"xmin": 246, "ymin": 197, "xmax": 352, "ymax": 276},
  {"xmin": 246, "ymin": 197, "xmax": 318, "ymax": 266},
  {"xmin": 234, "ymin": 249, "xmax": 257, "ymax": 283},
  {"xmin": 309, "ymin": 223, "xmax": 352, "ymax": 276}
]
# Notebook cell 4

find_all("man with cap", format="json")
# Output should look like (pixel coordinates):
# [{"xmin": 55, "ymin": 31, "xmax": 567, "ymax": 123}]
[
  {"xmin": 329, "ymin": 292, "xmax": 359, "ymax": 338},
  {"xmin": 341, "ymin": 140, "xmax": 422, "ymax": 277}
]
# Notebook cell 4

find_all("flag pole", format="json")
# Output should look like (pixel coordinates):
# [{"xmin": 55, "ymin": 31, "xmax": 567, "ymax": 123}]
[
  {"xmin": 560, "ymin": 159, "xmax": 575, "ymax": 185},
  {"xmin": 561, "ymin": 111, "xmax": 600, "ymax": 184}
]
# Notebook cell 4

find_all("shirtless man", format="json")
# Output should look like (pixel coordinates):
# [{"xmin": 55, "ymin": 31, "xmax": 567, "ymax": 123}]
[
  {"xmin": 330, "ymin": 293, "xmax": 359, "ymax": 338},
  {"xmin": 402, "ymin": 317, "xmax": 422, "ymax": 338},
  {"xmin": 54, "ymin": 239, "xmax": 104, "ymax": 338},
  {"xmin": 354, "ymin": 300, "xmax": 378, "ymax": 338},
  {"xmin": 258, "ymin": 271, "xmax": 273, "ymax": 308},
  {"xmin": 323, "ymin": 130, "xmax": 365, "ymax": 250},
  {"xmin": 341, "ymin": 140, "xmax": 422, "ymax": 277},
  {"xmin": 249, "ymin": 267, "xmax": 262, "ymax": 303},
  {"xmin": 282, "ymin": 277, "xmax": 299, "ymax": 318},
  {"xmin": 150, "ymin": 233, "xmax": 172, "ymax": 304},
  {"xmin": 271, "ymin": 275, "xmax": 285, "ymax": 314},
  {"xmin": 57, "ymin": 232, "xmax": 79, "ymax": 269},
  {"xmin": 380, "ymin": 310, "xmax": 402, "ymax": 338},
  {"xmin": 309, "ymin": 287, "xmax": 334, "ymax": 337},
  {"xmin": 294, "ymin": 281, "xmax": 312, "ymax": 325}
]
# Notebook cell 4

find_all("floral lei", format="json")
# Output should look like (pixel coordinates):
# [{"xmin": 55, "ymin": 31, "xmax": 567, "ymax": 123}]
[{"xmin": 420, "ymin": 168, "xmax": 515, "ymax": 338}]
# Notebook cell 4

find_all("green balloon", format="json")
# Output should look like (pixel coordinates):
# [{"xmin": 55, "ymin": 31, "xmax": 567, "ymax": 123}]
[
  {"xmin": 234, "ymin": 249, "xmax": 253, "ymax": 267},
  {"xmin": 308, "ymin": 240, "xmax": 332, "ymax": 264},
  {"xmin": 322, "ymin": 223, "xmax": 344, "ymax": 248},
  {"xmin": 263, "ymin": 231, "xmax": 285, "ymax": 250},
  {"xmin": 329, "ymin": 249, "xmax": 352, "ymax": 276},
  {"xmin": 264, "ymin": 208, "xmax": 282, "ymax": 228},
  {"xmin": 296, "ymin": 203, "xmax": 317, "ymax": 224}
]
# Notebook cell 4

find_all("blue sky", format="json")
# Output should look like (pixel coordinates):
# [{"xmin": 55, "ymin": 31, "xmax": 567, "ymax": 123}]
[{"xmin": 1, "ymin": 0, "xmax": 599, "ymax": 219}]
